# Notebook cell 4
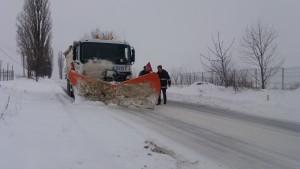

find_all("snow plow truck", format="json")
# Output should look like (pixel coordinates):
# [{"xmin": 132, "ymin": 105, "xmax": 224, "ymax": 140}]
[{"xmin": 64, "ymin": 38, "xmax": 160, "ymax": 109}]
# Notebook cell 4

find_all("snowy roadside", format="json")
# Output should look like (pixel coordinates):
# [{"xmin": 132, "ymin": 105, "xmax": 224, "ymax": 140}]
[
  {"xmin": 0, "ymin": 78, "xmax": 179, "ymax": 169},
  {"xmin": 1, "ymin": 78, "xmax": 299, "ymax": 169},
  {"xmin": 168, "ymin": 82, "xmax": 300, "ymax": 123}
]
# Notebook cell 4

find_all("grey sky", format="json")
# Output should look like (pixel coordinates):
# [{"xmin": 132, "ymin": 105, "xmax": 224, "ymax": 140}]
[{"xmin": 0, "ymin": 0, "xmax": 299, "ymax": 76}]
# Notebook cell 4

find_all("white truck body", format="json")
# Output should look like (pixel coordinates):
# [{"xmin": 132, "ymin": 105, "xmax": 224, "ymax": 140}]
[{"xmin": 65, "ymin": 39, "xmax": 135, "ymax": 82}]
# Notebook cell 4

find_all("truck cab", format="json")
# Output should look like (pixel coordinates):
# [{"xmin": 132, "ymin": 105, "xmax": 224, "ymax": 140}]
[
  {"xmin": 65, "ymin": 39, "xmax": 135, "ymax": 97},
  {"xmin": 69, "ymin": 39, "xmax": 135, "ymax": 82}
]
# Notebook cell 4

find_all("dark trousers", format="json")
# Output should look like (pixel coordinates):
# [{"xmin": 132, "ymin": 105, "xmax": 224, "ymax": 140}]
[{"xmin": 158, "ymin": 88, "xmax": 167, "ymax": 104}]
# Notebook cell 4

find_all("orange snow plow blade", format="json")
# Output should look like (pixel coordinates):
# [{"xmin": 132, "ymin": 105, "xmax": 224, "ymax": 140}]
[
  {"xmin": 120, "ymin": 72, "xmax": 161, "ymax": 96},
  {"xmin": 68, "ymin": 71, "xmax": 160, "ymax": 108}
]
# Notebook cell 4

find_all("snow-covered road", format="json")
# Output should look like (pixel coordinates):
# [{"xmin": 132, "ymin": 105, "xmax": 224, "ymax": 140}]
[
  {"xmin": 111, "ymin": 101, "xmax": 300, "ymax": 169},
  {"xmin": 1, "ymin": 78, "xmax": 299, "ymax": 169}
]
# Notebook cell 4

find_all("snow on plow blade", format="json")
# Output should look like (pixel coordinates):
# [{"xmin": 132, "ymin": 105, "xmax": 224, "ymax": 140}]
[{"xmin": 68, "ymin": 71, "xmax": 161, "ymax": 108}]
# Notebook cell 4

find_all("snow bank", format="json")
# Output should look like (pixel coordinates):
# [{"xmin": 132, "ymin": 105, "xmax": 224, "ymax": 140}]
[
  {"xmin": 168, "ymin": 82, "xmax": 300, "ymax": 123},
  {"xmin": 82, "ymin": 59, "xmax": 114, "ymax": 79}
]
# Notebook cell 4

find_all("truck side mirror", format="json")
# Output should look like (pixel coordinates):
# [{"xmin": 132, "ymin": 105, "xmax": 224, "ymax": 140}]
[
  {"xmin": 131, "ymin": 48, "xmax": 135, "ymax": 63},
  {"xmin": 72, "ymin": 46, "xmax": 76, "ymax": 60}
]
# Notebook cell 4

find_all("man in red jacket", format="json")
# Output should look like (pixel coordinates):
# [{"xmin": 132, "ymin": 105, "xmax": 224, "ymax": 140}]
[
  {"xmin": 138, "ymin": 66, "xmax": 150, "ymax": 76},
  {"xmin": 156, "ymin": 65, "xmax": 171, "ymax": 105}
]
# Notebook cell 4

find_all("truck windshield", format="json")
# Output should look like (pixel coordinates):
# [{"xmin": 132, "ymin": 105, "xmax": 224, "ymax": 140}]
[{"xmin": 81, "ymin": 42, "xmax": 130, "ymax": 63}]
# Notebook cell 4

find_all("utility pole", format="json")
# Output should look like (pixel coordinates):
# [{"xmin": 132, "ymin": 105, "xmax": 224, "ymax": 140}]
[
  {"xmin": 0, "ymin": 60, "xmax": 2, "ymax": 81},
  {"xmin": 12, "ymin": 65, "xmax": 14, "ymax": 80},
  {"xmin": 282, "ymin": 68, "xmax": 284, "ymax": 90},
  {"xmin": 7, "ymin": 63, "xmax": 9, "ymax": 81},
  {"xmin": 22, "ymin": 51, "xmax": 25, "ymax": 77}
]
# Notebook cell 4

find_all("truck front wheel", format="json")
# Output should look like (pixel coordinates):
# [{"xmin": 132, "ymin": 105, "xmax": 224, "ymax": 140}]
[{"xmin": 67, "ymin": 79, "xmax": 74, "ymax": 98}]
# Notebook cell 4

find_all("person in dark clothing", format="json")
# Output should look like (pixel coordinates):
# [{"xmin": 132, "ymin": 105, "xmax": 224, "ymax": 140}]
[
  {"xmin": 139, "ymin": 66, "xmax": 150, "ymax": 76},
  {"xmin": 156, "ymin": 65, "xmax": 171, "ymax": 105}
]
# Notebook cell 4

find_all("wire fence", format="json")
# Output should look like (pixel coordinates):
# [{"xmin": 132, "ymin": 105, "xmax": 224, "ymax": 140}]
[
  {"xmin": 0, "ymin": 70, "xmax": 14, "ymax": 81},
  {"xmin": 0, "ymin": 60, "xmax": 14, "ymax": 81},
  {"xmin": 175, "ymin": 67, "xmax": 300, "ymax": 90}
]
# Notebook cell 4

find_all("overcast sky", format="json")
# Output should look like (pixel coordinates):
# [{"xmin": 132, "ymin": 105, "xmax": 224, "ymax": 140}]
[{"xmin": 0, "ymin": 0, "xmax": 299, "ymax": 76}]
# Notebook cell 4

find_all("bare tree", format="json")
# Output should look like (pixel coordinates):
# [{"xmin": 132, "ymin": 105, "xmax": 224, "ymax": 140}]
[
  {"xmin": 181, "ymin": 66, "xmax": 194, "ymax": 85},
  {"xmin": 241, "ymin": 19, "xmax": 284, "ymax": 89},
  {"xmin": 200, "ymin": 32, "xmax": 235, "ymax": 87},
  {"xmin": 40, "ymin": 44, "xmax": 53, "ymax": 78},
  {"xmin": 47, "ymin": 47, "xmax": 54, "ymax": 78},
  {"xmin": 16, "ymin": 0, "xmax": 53, "ymax": 81},
  {"xmin": 170, "ymin": 66, "xmax": 184, "ymax": 85},
  {"xmin": 231, "ymin": 69, "xmax": 252, "ymax": 88},
  {"xmin": 57, "ymin": 51, "xmax": 64, "ymax": 79}
]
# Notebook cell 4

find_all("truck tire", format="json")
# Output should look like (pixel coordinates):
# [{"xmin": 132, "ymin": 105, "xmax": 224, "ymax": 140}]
[
  {"xmin": 67, "ymin": 79, "xmax": 71, "ymax": 96},
  {"xmin": 67, "ymin": 79, "xmax": 74, "ymax": 98},
  {"xmin": 70, "ymin": 85, "xmax": 74, "ymax": 98}
]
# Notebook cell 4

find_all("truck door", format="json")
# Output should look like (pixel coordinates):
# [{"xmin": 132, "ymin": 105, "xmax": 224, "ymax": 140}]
[{"xmin": 74, "ymin": 45, "xmax": 83, "ymax": 74}]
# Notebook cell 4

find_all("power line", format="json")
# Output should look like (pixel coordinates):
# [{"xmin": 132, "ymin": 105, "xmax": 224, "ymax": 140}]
[
  {"xmin": 0, "ymin": 40, "xmax": 18, "ymax": 55},
  {"xmin": 0, "ymin": 46, "xmax": 22, "ymax": 66}
]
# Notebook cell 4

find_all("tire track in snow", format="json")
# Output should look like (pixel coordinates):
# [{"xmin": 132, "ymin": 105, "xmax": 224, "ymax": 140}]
[
  {"xmin": 111, "ymin": 104, "xmax": 300, "ymax": 169},
  {"xmin": 168, "ymin": 100, "xmax": 300, "ymax": 134},
  {"xmin": 0, "ymin": 82, "xmax": 22, "ymax": 122}
]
